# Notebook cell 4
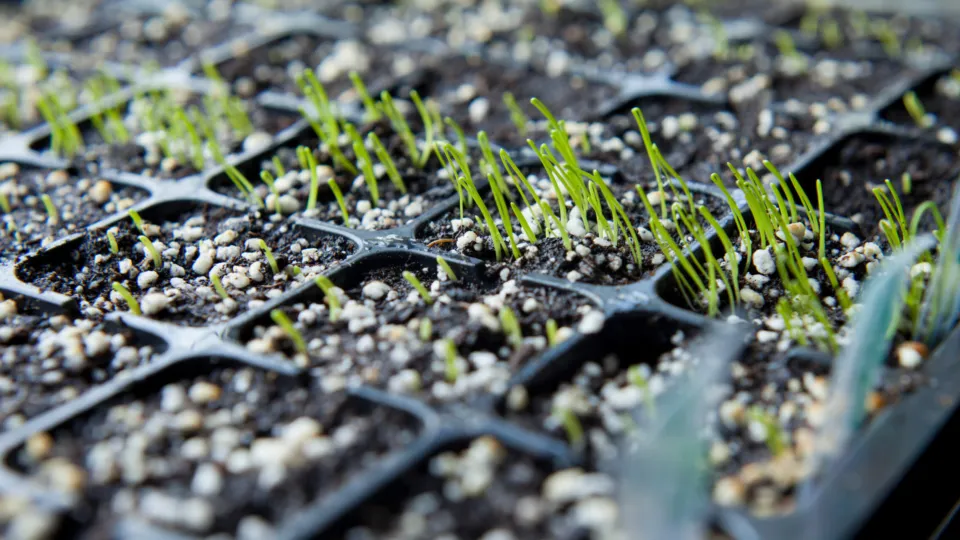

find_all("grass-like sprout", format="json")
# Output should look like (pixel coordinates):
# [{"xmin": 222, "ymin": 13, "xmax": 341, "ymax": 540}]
[
  {"xmin": 40, "ymin": 194, "xmax": 58, "ymax": 224},
  {"xmin": 503, "ymin": 92, "xmax": 529, "ymax": 136},
  {"xmin": 598, "ymin": 0, "xmax": 627, "ymax": 37},
  {"xmin": 349, "ymin": 71, "xmax": 381, "ymax": 122},
  {"xmin": 545, "ymin": 318, "xmax": 558, "ymax": 346},
  {"xmin": 272, "ymin": 155, "xmax": 286, "ymax": 177},
  {"xmin": 436, "ymin": 256, "xmax": 458, "ymax": 282},
  {"xmin": 902, "ymin": 172, "xmax": 913, "ymax": 195},
  {"xmin": 270, "ymin": 308, "xmax": 307, "ymax": 354},
  {"xmin": 345, "ymin": 123, "xmax": 380, "ymax": 205},
  {"xmin": 128, "ymin": 209, "xmax": 146, "ymax": 235},
  {"xmin": 0, "ymin": 191, "xmax": 10, "ymax": 214},
  {"xmin": 379, "ymin": 91, "xmax": 421, "ymax": 166},
  {"xmin": 443, "ymin": 338, "xmax": 459, "ymax": 382},
  {"xmin": 296, "ymin": 145, "xmax": 321, "ymax": 212},
  {"xmin": 499, "ymin": 306, "xmax": 523, "ymax": 347},
  {"xmin": 902, "ymin": 91, "xmax": 931, "ymax": 128},
  {"xmin": 314, "ymin": 275, "xmax": 342, "ymax": 322},
  {"xmin": 210, "ymin": 271, "xmax": 230, "ymax": 300},
  {"xmin": 107, "ymin": 232, "xmax": 119, "ymax": 254},
  {"xmin": 627, "ymin": 364, "xmax": 656, "ymax": 417},
  {"xmin": 259, "ymin": 170, "xmax": 283, "ymax": 214},
  {"xmin": 138, "ymin": 235, "xmax": 162, "ymax": 269},
  {"xmin": 111, "ymin": 282, "xmax": 141, "ymax": 315},
  {"xmin": 328, "ymin": 177, "xmax": 350, "ymax": 226},
  {"xmin": 259, "ymin": 239, "xmax": 279, "ymax": 274},
  {"xmin": 296, "ymin": 70, "xmax": 356, "ymax": 175},
  {"xmin": 556, "ymin": 406, "xmax": 584, "ymax": 449},
  {"xmin": 369, "ymin": 132, "xmax": 406, "ymax": 194},
  {"xmin": 444, "ymin": 116, "xmax": 469, "ymax": 156},
  {"xmin": 419, "ymin": 318, "xmax": 433, "ymax": 342},
  {"xmin": 747, "ymin": 406, "xmax": 785, "ymax": 456},
  {"xmin": 774, "ymin": 29, "xmax": 802, "ymax": 60},
  {"xmin": 403, "ymin": 270, "xmax": 433, "ymax": 305}
]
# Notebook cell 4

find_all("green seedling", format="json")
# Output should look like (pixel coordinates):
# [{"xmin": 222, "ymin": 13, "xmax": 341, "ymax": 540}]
[
  {"xmin": 296, "ymin": 145, "xmax": 321, "ymax": 212},
  {"xmin": 272, "ymin": 155, "xmax": 286, "ymax": 177},
  {"xmin": 270, "ymin": 308, "xmax": 307, "ymax": 354},
  {"xmin": 327, "ymin": 177, "xmax": 350, "ymax": 226},
  {"xmin": 499, "ymin": 305, "xmax": 522, "ymax": 347},
  {"xmin": 627, "ymin": 364, "xmax": 656, "ymax": 417},
  {"xmin": 345, "ymin": 123, "xmax": 379, "ymax": 205},
  {"xmin": 128, "ymin": 209, "xmax": 146, "ymax": 235},
  {"xmin": 902, "ymin": 172, "xmax": 913, "ymax": 195},
  {"xmin": 902, "ymin": 91, "xmax": 931, "ymax": 128},
  {"xmin": 349, "ymin": 71, "xmax": 381, "ymax": 122},
  {"xmin": 138, "ymin": 235, "xmax": 162, "ymax": 268},
  {"xmin": 107, "ymin": 231, "xmax": 119, "ymax": 254},
  {"xmin": 556, "ymin": 406, "xmax": 585, "ymax": 449},
  {"xmin": 747, "ymin": 406, "xmax": 785, "ymax": 456},
  {"xmin": 210, "ymin": 271, "xmax": 230, "ymax": 300},
  {"xmin": 419, "ymin": 318, "xmax": 433, "ymax": 342},
  {"xmin": 259, "ymin": 239, "xmax": 279, "ymax": 274},
  {"xmin": 443, "ymin": 338, "xmax": 459, "ymax": 382},
  {"xmin": 314, "ymin": 275, "xmax": 342, "ymax": 322},
  {"xmin": 403, "ymin": 271, "xmax": 432, "ymax": 304},
  {"xmin": 545, "ymin": 318, "xmax": 558, "ymax": 346},
  {"xmin": 369, "ymin": 132, "xmax": 406, "ymax": 194},
  {"xmin": 40, "ymin": 194, "xmax": 58, "ymax": 224},
  {"xmin": 436, "ymin": 256, "xmax": 458, "ymax": 282},
  {"xmin": 503, "ymin": 92, "xmax": 528, "ymax": 136},
  {"xmin": 111, "ymin": 282, "xmax": 141, "ymax": 315},
  {"xmin": 599, "ymin": 0, "xmax": 627, "ymax": 37},
  {"xmin": 260, "ymin": 170, "xmax": 282, "ymax": 214}
]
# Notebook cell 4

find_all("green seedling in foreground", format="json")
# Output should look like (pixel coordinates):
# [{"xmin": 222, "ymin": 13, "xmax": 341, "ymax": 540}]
[
  {"xmin": 296, "ymin": 145, "xmax": 321, "ymax": 212},
  {"xmin": 436, "ymin": 256, "xmax": 458, "ymax": 282},
  {"xmin": 545, "ymin": 318, "xmax": 558, "ymax": 346},
  {"xmin": 259, "ymin": 239, "xmax": 279, "ymax": 274},
  {"xmin": 260, "ymin": 170, "xmax": 282, "ymax": 214},
  {"xmin": 128, "ymin": 209, "xmax": 146, "ymax": 235},
  {"xmin": 902, "ymin": 91, "xmax": 931, "ymax": 128},
  {"xmin": 210, "ymin": 271, "xmax": 230, "ymax": 300},
  {"xmin": 443, "ymin": 338, "xmax": 458, "ymax": 382},
  {"xmin": 403, "ymin": 271, "xmax": 433, "ymax": 305},
  {"xmin": 111, "ymin": 282, "xmax": 141, "ymax": 315},
  {"xmin": 107, "ymin": 232, "xmax": 119, "ymax": 254},
  {"xmin": 369, "ymin": 132, "xmax": 406, "ymax": 194},
  {"xmin": 40, "ymin": 194, "xmax": 58, "ymax": 224},
  {"xmin": 556, "ymin": 406, "xmax": 585, "ymax": 449},
  {"xmin": 270, "ymin": 308, "xmax": 307, "ymax": 354},
  {"xmin": 314, "ymin": 275, "xmax": 342, "ymax": 322},
  {"xmin": 499, "ymin": 306, "xmax": 522, "ymax": 347},
  {"xmin": 138, "ymin": 235, "xmax": 162, "ymax": 269},
  {"xmin": 349, "ymin": 71, "xmax": 381, "ymax": 122},
  {"xmin": 0, "ymin": 191, "xmax": 10, "ymax": 214},
  {"xmin": 598, "ymin": 0, "xmax": 627, "ymax": 36}
]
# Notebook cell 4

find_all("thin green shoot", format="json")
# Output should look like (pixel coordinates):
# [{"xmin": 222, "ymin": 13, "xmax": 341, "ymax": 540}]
[
  {"xmin": 111, "ymin": 282, "xmax": 141, "ymax": 315},
  {"xmin": 820, "ymin": 256, "xmax": 852, "ymax": 312},
  {"xmin": 260, "ymin": 170, "xmax": 282, "ymax": 214},
  {"xmin": 379, "ymin": 91, "xmax": 420, "ymax": 165},
  {"xmin": 0, "ymin": 191, "xmax": 10, "ymax": 214},
  {"xmin": 138, "ymin": 235, "xmax": 162, "ymax": 269},
  {"xmin": 107, "ymin": 232, "xmax": 119, "ymax": 254},
  {"xmin": 540, "ymin": 201, "xmax": 571, "ymax": 251},
  {"xmin": 40, "ymin": 194, "xmax": 58, "ymax": 224},
  {"xmin": 314, "ymin": 275, "xmax": 342, "ymax": 322},
  {"xmin": 627, "ymin": 364, "xmax": 656, "ymax": 417},
  {"xmin": 512, "ymin": 202, "xmax": 538, "ymax": 243},
  {"xmin": 346, "ymin": 124, "xmax": 379, "ymax": 205},
  {"xmin": 436, "ymin": 256, "xmax": 458, "ymax": 282},
  {"xmin": 210, "ymin": 271, "xmax": 230, "ymax": 300},
  {"xmin": 499, "ymin": 306, "xmax": 523, "ymax": 347},
  {"xmin": 443, "ymin": 338, "xmax": 458, "ymax": 382},
  {"xmin": 748, "ymin": 406, "xmax": 785, "ymax": 456},
  {"xmin": 259, "ymin": 239, "xmax": 279, "ymax": 274},
  {"xmin": 128, "ymin": 209, "xmax": 146, "ymax": 235},
  {"xmin": 327, "ymin": 178, "xmax": 350, "ymax": 226},
  {"xmin": 297, "ymin": 145, "xmax": 321, "ymax": 212},
  {"xmin": 410, "ymin": 90, "xmax": 436, "ymax": 167},
  {"xmin": 349, "ymin": 71, "xmax": 381, "ymax": 122},
  {"xmin": 403, "ymin": 271, "xmax": 433, "ymax": 305},
  {"xmin": 556, "ymin": 407, "xmax": 584, "ymax": 449},
  {"xmin": 902, "ymin": 91, "xmax": 930, "ymax": 128},
  {"xmin": 270, "ymin": 308, "xmax": 307, "ymax": 354},
  {"xmin": 419, "ymin": 318, "xmax": 433, "ymax": 342},
  {"xmin": 598, "ymin": 0, "xmax": 627, "ymax": 37},
  {"xmin": 545, "ymin": 318, "xmax": 558, "ymax": 346},
  {"xmin": 272, "ymin": 155, "xmax": 286, "ymax": 177},
  {"xmin": 503, "ymin": 92, "xmax": 528, "ymax": 136},
  {"xmin": 369, "ymin": 132, "xmax": 406, "ymax": 194}
]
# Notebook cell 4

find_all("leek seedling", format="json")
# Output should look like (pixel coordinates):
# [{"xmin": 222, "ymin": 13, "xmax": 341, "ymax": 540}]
[
  {"xmin": 436, "ymin": 256, "xmax": 458, "ymax": 282},
  {"xmin": 419, "ymin": 318, "xmax": 433, "ymax": 342},
  {"xmin": 260, "ymin": 170, "xmax": 282, "ymax": 214},
  {"xmin": 747, "ymin": 406, "xmax": 785, "ymax": 456},
  {"xmin": 369, "ymin": 132, "xmax": 406, "ymax": 194},
  {"xmin": 296, "ymin": 145, "xmax": 321, "ymax": 212},
  {"xmin": 499, "ymin": 306, "xmax": 522, "ymax": 347},
  {"xmin": 503, "ymin": 92, "xmax": 528, "ymax": 136},
  {"xmin": 598, "ymin": 0, "xmax": 627, "ymax": 37},
  {"xmin": 349, "ymin": 71, "xmax": 381, "ymax": 122},
  {"xmin": 443, "ymin": 338, "xmax": 459, "ymax": 382},
  {"xmin": 128, "ymin": 209, "xmax": 146, "ymax": 235},
  {"xmin": 0, "ymin": 190, "xmax": 10, "ymax": 214},
  {"xmin": 379, "ymin": 91, "xmax": 420, "ymax": 165},
  {"xmin": 902, "ymin": 91, "xmax": 931, "ymax": 128},
  {"xmin": 345, "ymin": 123, "xmax": 379, "ymax": 205},
  {"xmin": 403, "ymin": 271, "xmax": 432, "ymax": 304},
  {"xmin": 272, "ymin": 155, "xmax": 286, "ymax": 177},
  {"xmin": 107, "ymin": 232, "xmax": 119, "ymax": 254},
  {"xmin": 270, "ymin": 308, "xmax": 307, "ymax": 354},
  {"xmin": 259, "ymin": 239, "xmax": 279, "ymax": 274},
  {"xmin": 556, "ymin": 406, "xmax": 584, "ymax": 449},
  {"xmin": 314, "ymin": 275, "xmax": 342, "ymax": 322},
  {"xmin": 327, "ymin": 177, "xmax": 350, "ymax": 226},
  {"xmin": 40, "ymin": 194, "xmax": 58, "ymax": 224},
  {"xmin": 902, "ymin": 172, "xmax": 913, "ymax": 195},
  {"xmin": 545, "ymin": 318, "xmax": 558, "ymax": 346},
  {"xmin": 210, "ymin": 271, "xmax": 230, "ymax": 300},
  {"xmin": 111, "ymin": 282, "xmax": 141, "ymax": 315},
  {"xmin": 138, "ymin": 235, "xmax": 162, "ymax": 269},
  {"xmin": 444, "ymin": 116, "xmax": 468, "ymax": 156}
]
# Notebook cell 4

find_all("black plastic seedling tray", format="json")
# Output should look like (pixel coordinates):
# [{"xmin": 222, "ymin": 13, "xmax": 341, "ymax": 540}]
[{"xmin": 2, "ymin": 1, "xmax": 960, "ymax": 539}]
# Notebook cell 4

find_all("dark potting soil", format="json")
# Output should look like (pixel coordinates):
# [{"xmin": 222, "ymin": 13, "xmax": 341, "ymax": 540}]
[
  {"xmin": 334, "ymin": 440, "xmax": 588, "ymax": 540},
  {"xmin": 212, "ymin": 33, "xmax": 425, "ymax": 99},
  {"xmin": 17, "ymin": 206, "xmax": 356, "ymax": 326},
  {"xmin": 248, "ymin": 267, "xmax": 595, "ymax": 404},
  {"xmin": 794, "ymin": 135, "xmax": 960, "ymax": 243},
  {"xmin": 0, "ymin": 310, "xmax": 161, "ymax": 432},
  {"xmin": 0, "ymin": 166, "xmax": 148, "ymax": 265},
  {"xmin": 404, "ymin": 53, "xmax": 621, "ymax": 150},
  {"xmin": 9, "ymin": 366, "xmax": 421, "ymax": 538}
]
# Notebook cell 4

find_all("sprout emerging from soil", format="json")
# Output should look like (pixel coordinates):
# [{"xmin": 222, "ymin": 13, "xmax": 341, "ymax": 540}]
[
  {"xmin": 545, "ymin": 318, "xmax": 558, "ymax": 346},
  {"xmin": 259, "ymin": 239, "xmax": 279, "ymax": 274},
  {"xmin": 902, "ymin": 91, "xmax": 933, "ymax": 128},
  {"xmin": 627, "ymin": 365, "xmax": 656, "ymax": 417},
  {"xmin": 269, "ymin": 308, "xmax": 306, "ymax": 354},
  {"xmin": 106, "ymin": 232, "xmax": 119, "ymax": 254},
  {"xmin": 443, "ymin": 338, "xmax": 458, "ymax": 382},
  {"xmin": 127, "ymin": 209, "xmax": 146, "ymax": 235},
  {"xmin": 403, "ymin": 271, "xmax": 432, "ymax": 305},
  {"xmin": 349, "ymin": 70, "xmax": 381, "ymax": 122},
  {"xmin": 747, "ymin": 406, "xmax": 786, "ymax": 456},
  {"xmin": 499, "ymin": 306, "xmax": 523, "ymax": 348},
  {"xmin": 419, "ymin": 318, "xmax": 433, "ymax": 342},
  {"xmin": 111, "ymin": 282, "xmax": 140, "ymax": 315},
  {"xmin": 40, "ymin": 194, "xmax": 58, "ymax": 224},
  {"xmin": 0, "ymin": 190, "xmax": 10, "ymax": 214},
  {"xmin": 436, "ymin": 256, "xmax": 458, "ymax": 282},
  {"xmin": 138, "ymin": 235, "xmax": 161, "ymax": 269},
  {"xmin": 314, "ymin": 275, "xmax": 342, "ymax": 322},
  {"xmin": 556, "ymin": 406, "xmax": 584, "ymax": 450}
]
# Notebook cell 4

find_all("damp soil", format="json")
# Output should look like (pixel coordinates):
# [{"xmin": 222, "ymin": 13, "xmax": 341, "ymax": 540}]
[
  {"xmin": 16, "ymin": 206, "xmax": 356, "ymax": 326},
  {"xmin": 0, "ymin": 310, "xmax": 161, "ymax": 432},
  {"xmin": 246, "ymin": 266, "xmax": 594, "ymax": 404},
  {"xmin": 795, "ymin": 135, "xmax": 960, "ymax": 243},
  {"xmin": 212, "ymin": 33, "xmax": 425, "ymax": 99},
  {"xmin": 0, "ymin": 166, "xmax": 148, "ymax": 265},
  {"xmin": 9, "ymin": 365, "xmax": 421, "ymax": 538}
]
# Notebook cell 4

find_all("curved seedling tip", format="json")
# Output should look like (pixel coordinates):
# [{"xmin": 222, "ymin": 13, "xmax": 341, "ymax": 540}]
[
  {"xmin": 801, "ymin": 235, "xmax": 935, "ymax": 537},
  {"xmin": 617, "ymin": 323, "xmax": 746, "ymax": 540}
]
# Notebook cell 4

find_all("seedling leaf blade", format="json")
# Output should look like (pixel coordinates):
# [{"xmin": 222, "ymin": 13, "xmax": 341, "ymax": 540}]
[{"xmin": 917, "ymin": 183, "xmax": 960, "ymax": 345}]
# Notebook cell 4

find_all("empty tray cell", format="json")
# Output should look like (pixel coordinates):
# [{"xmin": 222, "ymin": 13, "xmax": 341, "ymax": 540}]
[
  {"xmin": 209, "ymin": 32, "xmax": 426, "ymax": 99},
  {"xmin": 17, "ymin": 204, "xmax": 356, "ymax": 326},
  {"xmin": 30, "ymin": 88, "xmax": 300, "ymax": 180},
  {"xmin": 241, "ymin": 255, "xmax": 600, "ymax": 404},
  {"xmin": 335, "ymin": 436, "xmax": 618, "ymax": 539},
  {"xmin": 8, "ymin": 361, "xmax": 421, "ymax": 538},
  {"xmin": 791, "ymin": 134, "xmax": 960, "ymax": 243},
  {"xmin": 880, "ymin": 71, "xmax": 960, "ymax": 144},
  {"xmin": 209, "ymin": 124, "xmax": 466, "ymax": 231},
  {"xmin": 0, "ymin": 163, "xmax": 148, "ymax": 264},
  {"xmin": 0, "ymin": 295, "xmax": 163, "ymax": 432}
]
